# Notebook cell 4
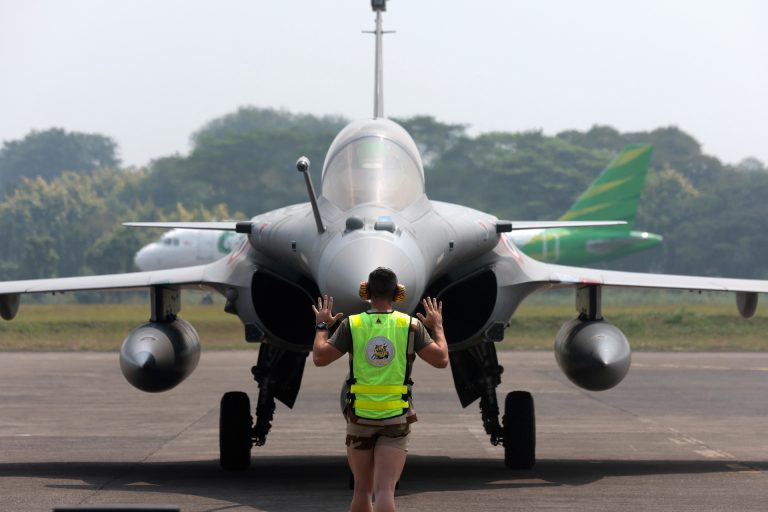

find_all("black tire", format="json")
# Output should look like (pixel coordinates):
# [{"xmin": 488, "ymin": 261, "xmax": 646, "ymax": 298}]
[
  {"xmin": 502, "ymin": 390, "xmax": 535, "ymax": 469},
  {"xmin": 220, "ymin": 391, "xmax": 253, "ymax": 470}
]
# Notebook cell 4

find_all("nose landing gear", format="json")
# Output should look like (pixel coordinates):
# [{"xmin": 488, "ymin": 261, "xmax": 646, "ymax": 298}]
[{"xmin": 219, "ymin": 344, "xmax": 308, "ymax": 470}]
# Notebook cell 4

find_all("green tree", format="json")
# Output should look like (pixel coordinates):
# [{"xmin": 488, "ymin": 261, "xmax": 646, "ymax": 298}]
[
  {"xmin": 735, "ymin": 157, "xmax": 766, "ymax": 173},
  {"xmin": 0, "ymin": 169, "xmax": 150, "ymax": 280},
  {"xmin": 394, "ymin": 116, "xmax": 466, "ymax": 166},
  {"xmin": 0, "ymin": 128, "xmax": 120, "ymax": 196},
  {"xmin": 143, "ymin": 107, "xmax": 344, "ymax": 215},
  {"xmin": 427, "ymin": 130, "xmax": 610, "ymax": 220}
]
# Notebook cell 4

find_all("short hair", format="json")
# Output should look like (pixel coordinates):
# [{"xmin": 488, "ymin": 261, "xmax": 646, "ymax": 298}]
[{"xmin": 368, "ymin": 267, "xmax": 398, "ymax": 300}]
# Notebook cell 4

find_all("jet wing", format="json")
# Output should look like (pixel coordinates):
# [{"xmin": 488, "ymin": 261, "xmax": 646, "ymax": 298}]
[
  {"xmin": 0, "ymin": 264, "xmax": 217, "ymax": 295},
  {"xmin": 533, "ymin": 260, "xmax": 768, "ymax": 294}
]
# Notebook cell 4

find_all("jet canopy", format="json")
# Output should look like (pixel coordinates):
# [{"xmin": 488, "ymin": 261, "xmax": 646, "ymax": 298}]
[{"xmin": 321, "ymin": 119, "xmax": 425, "ymax": 210}]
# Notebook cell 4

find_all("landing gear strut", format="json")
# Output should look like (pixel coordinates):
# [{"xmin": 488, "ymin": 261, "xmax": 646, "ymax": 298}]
[
  {"xmin": 219, "ymin": 343, "xmax": 308, "ymax": 470},
  {"xmin": 450, "ymin": 342, "xmax": 536, "ymax": 469}
]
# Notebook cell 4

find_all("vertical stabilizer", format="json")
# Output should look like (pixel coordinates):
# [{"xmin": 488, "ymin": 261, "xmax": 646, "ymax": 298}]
[{"xmin": 559, "ymin": 144, "xmax": 653, "ymax": 228}]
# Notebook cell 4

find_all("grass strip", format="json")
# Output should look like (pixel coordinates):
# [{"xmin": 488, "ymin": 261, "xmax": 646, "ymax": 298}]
[{"xmin": 0, "ymin": 302, "xmax": 766, "ymax": 352}]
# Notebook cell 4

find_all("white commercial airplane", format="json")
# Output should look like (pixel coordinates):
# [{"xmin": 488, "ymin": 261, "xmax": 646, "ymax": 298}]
[
  {"xmin": 134, "ymin": 229, "xmax": 244, "ymax": 271},
  {"xmin": 0, "ymin": 0, "xmax": 764, "ymax": 471}
]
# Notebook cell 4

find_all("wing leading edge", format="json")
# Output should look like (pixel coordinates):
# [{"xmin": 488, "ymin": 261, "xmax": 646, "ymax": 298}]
[
  {"xmin": 540, "ymin": 261, "xmax": 768, "ymax": 294},
  {"xmin": 124, "ymin": 221, "xmax": 242, "ymax": 231},
  {"xmin": 0, "ymin": 259, "xmax": 242, "ymax": 322},
  {"xmin": 508, "ymin": 220, "xmax": 626, "ymax": 231},
  {"xmin": 0, "ymin": 264, "xmax": 215, "ymax": 295}
]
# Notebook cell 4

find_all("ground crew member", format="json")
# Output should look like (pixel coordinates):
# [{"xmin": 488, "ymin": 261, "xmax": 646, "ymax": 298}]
[{"xmin": 312, "ymin": 267, "xmax": 448, "ymax": 512}]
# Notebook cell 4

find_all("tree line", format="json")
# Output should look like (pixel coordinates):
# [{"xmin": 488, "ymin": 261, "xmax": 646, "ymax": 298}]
[{"xmin": 0, "ymin": 107, "xmax": 766, "ymax": 293}]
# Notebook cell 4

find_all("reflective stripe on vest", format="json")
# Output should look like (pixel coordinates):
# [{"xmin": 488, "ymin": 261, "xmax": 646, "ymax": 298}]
[{"xmin": 349, "ymin": 311, "xmax": 410, "ymax": 419}]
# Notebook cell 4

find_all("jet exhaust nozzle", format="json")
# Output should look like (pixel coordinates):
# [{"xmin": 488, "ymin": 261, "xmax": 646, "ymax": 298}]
[
  {"xmin": 119, "ymin": 318, "xmax": 201, "ymax": 392},
  {"xmin": 554, "ymin": 318, "xmax": 631, "ymax": 391}
]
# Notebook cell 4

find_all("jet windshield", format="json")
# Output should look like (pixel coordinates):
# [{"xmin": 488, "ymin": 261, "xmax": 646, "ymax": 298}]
[{"xmin": 321, "ymin": 120, "xmax": 424, "ymax": 210}]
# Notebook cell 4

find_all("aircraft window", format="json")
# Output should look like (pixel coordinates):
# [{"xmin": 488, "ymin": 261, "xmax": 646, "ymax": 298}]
[{"xmin": 322, "ymin": 137, "xmax": 423, "ymax": 210}]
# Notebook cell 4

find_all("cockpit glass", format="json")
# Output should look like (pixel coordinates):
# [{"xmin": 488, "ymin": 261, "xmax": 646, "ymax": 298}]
[{"xmin": 322, "ymin": 137, "xmax": 424, "ymax": 210}]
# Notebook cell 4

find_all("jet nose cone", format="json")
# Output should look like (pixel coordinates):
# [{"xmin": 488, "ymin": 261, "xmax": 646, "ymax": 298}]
[{"xmin": 317, "ymin": 234, "xmax": 426, "ymax": 315}]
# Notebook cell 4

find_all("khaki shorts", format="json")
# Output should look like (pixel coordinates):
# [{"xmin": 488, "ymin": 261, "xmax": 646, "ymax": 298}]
[{"xmin": 346, "ymin": 422, "xmax": 410, "ymax": 452}]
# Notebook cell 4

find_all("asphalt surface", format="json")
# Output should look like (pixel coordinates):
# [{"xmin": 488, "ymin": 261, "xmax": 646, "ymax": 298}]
[{"xmin": 1, "ymin": 350, "xmax": 767, "ymax": 511}]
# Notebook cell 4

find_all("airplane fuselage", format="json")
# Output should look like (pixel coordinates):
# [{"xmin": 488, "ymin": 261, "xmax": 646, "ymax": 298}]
[
  {"xmin": 134, "ymin": 229, "xmax": 243, "ymax": 271},
  {"xmin": 515, "ymin": 227, "xmax": 662, "ymax": 265},
  {"xmin": 245, "ymin": 198, "xmax": 500, "ymax": 315}
]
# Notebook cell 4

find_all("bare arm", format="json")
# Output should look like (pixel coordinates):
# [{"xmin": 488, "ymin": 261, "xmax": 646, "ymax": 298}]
[
  {"xmin": 415, "ymin": 297, "xmax": 449, "ymax": 368},
  {"xmin": 311, "ymin": 295, "xmax": 345, "ymax": 367}
]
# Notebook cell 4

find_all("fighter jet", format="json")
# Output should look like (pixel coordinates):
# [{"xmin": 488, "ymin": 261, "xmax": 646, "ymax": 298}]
[
  {"xmin": 0, "ymin": 0, "xmax": 765, "ymax": 471},
  {"xmin": 132, "ymin": 145, "xmax": 660, "ymax": 271}
]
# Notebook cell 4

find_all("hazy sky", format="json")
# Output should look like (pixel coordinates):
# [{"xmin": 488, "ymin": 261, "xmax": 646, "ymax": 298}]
[{"xmin": 1, "ymin": 0, "xmax": 766, "ymax": 167}]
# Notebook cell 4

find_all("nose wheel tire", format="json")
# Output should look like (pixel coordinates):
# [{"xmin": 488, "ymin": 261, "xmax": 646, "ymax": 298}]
[
  {"xmin": 220, "ymin": 391, "xmax": 253, "ymax": 470},
  {"xmin": 502, "ymin": 390, "xmax": 535, "ymax": 469}
]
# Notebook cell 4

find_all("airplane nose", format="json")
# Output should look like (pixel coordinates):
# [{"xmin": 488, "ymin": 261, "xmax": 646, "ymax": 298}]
[
  {"xmin": 134, "ymin": 245, "xmax": 153, "ymax": 271},
  {"xmin": 316, "ymin": 234, "xmax": 426, "ymax": 315}
]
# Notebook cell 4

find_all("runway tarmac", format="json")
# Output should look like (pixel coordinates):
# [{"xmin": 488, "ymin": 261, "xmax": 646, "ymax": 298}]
[{"xmin": 1, "ymin": 350, "xmax": 767, "ymax": 511}]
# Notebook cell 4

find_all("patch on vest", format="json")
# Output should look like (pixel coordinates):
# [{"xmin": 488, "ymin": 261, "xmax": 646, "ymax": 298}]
[{"xmin": 365, "ymin": 336, "xmax": 395, "ymax": 367}]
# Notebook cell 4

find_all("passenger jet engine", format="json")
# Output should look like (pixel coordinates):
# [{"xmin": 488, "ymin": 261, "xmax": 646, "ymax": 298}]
[
  {"xmin": 554, "ymin": 318, "xmax": 631, "ymax": 391},
  {"xmin": 119, "ymin": 318, "xmax": 201, "ymax": 392}
]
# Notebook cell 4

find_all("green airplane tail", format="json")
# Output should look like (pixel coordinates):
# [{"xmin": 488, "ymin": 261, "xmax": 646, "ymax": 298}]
[{"xmin": 559, "ymin": 144, "xmax": 653, "ymax": 228}]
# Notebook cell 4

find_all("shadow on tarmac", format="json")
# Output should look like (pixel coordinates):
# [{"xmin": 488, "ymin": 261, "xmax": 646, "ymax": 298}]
[{"xmin": 1, "ymin": 456, "xmax": 766, "ymax": 510}]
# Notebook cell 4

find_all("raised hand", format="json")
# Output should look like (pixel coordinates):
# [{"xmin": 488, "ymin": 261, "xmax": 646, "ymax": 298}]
[
  {"xmin": 312, "ymin": 295, "xmax": 344, "ymax": 327},
  {"xmin": 416, "ymin": 296, "xmax": 443, "ymax": 331}
]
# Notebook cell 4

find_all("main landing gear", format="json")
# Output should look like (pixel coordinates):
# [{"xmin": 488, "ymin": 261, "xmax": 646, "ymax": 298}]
[
  {"xmin": 219, "ymin": 344, "xmax": 308, "ymax": 470},
  {"xmin": 219, "ymin": 342, "xmax": 536, "ymax": 470},
  {"xmin": 449, "ymin": 342, "xmax": 536, "ymax": 469}
]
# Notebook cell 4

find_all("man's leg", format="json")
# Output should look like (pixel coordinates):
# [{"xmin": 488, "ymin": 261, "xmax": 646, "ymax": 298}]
[
  {"xmin": 372, "ymin": 444, "xmax": 407, "ymax": 512},
  {"xmin": 348, "ymin": 445, "xmax": 375, "ymax": 512}
]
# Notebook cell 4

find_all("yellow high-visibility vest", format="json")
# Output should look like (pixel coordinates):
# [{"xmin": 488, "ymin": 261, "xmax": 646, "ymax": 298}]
[{"xmin": 349, "ymin": 311, "xmax": 411, "ymax": 419}]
